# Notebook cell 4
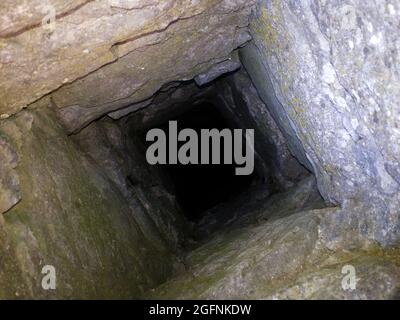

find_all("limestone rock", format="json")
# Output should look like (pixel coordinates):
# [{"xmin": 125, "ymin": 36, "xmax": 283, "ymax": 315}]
[
  {"xmin": 112, "ymin": 81, "xmax": 212, "ymax": 124},
  {"xmin": 241, "ymin": 0, "xmax": 400, "ymax": 246},
  {"xmin": 0, "ymin": 0, "xmax": 399, "ymax": 300},
  {"xmin": 266, "ymin": 255, "xmax": 400, "ymax": 300},
  {"xmin": 0, "ymin": 133, "xmax": 21, "ymax": 214},
  {"xmin": 214, "ymin": 69, "xmax": 310, "ymax": 188},
  {"xmin": 195, "ymin": 53, "xmax": 242, "ymax": 86},
  {"xmin": 0, "ymin": 0, "xmax": 257, "ymax": 132},
  {"xmin": 73, "ymin": 118, "xmax": 188, "ymax": 251},
  {"xmin": 0, "ymin": 106, "xmax": 180, "ymax": 299},
  {"xmin": 0, "ymin": 1, "xmax": 88, "ymax": 38},
  {"xmin": 147, "ymin": 178, "xmax": 400, "ymax": 299}
]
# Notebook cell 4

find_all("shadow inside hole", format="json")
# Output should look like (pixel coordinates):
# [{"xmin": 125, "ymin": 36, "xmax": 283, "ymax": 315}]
[{"xmin": 149, "ymin": 101, "xmax": 258, "ymax": 221}]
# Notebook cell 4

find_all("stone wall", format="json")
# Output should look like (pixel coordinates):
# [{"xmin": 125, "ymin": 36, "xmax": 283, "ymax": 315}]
[
  {"xmin": 0, "ymin": 0, "xmax": 257, "ymax": 133},
  {"xmin": 241, "ymin": 0, "xmax": 400, "ymax": 246},
  {"xmin": 0, "ymin": 106, "xmax": 183, "ymax": 298},
  {"xmin": 213, "ymin": 69, "xmax": 310, "ymax": 189}
]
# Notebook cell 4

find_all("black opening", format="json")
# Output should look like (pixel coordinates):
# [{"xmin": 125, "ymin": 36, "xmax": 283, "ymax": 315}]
[{"xmin": 142, "ymin": 101, "xmax": 257, "ymax": 221}]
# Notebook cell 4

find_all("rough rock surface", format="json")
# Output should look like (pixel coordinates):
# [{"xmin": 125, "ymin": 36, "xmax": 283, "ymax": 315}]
[
  {"xmin": 241, "ymin": 0, "xmax": 400, "ymax": 246},
  {"xmin": 194, "ymin": 52, "xmax": 242, "ymax": 86},
  {"xmin": 117, "ymin": 81, "xmax": 213, "ymax": 126},
  {"xmin": 0, "ymin": 0, "xmax": 399, "ymax": 300},
  {"xmin": 0, "ymin": 0, "xmax": 257, "ymax": 133},
  {"xmin": 147, "ymin": 178, "xmax": 400, "ymax": 299},
  {"xmin": 213, "ymin": 69, "xmax": 310, "ymax": 189},
  {"xmin": 73, "ymin": 117, "xmax": 188, "ymax": 251},
  {"xmin": 0, "ymin": 135, "xmax": 21, "ymax": 214},
  {"xmin": 0, "ymin": 106, "xmax": 182, "ymax": 299}
]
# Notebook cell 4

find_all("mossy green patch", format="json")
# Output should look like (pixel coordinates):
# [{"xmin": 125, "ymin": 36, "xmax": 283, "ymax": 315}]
[{"xmin": 0, "ymin": 107, "xmax": 177, "ymax": 299}]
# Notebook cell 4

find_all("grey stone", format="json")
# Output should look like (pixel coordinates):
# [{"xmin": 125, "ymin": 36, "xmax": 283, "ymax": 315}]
[
  {"xmin": 0, "ymin": 135, "xmax": 21, "ymax": 214},
  {"xmin": 0, "ymin": 107, "xmax": 182, "ymax": 298},
  {"xmin": 213, "ymin": 69, "xmax": 310, "ymax": 189},
  {"xmin": 241, "ymin": 0, "xmax": 400, "ymax": 246},
  {"xmin": 0, "ymin": 0, "xmax": 257, "ymax": 132},
  {"xmin": 194, "ymin": 53, "xmax": 242, "ymax": 86},
  {"xmin": 0, "ymin": 0, "xmax": 399, "ymax": 300},
  {"xmin": 147, "ymin": 177, "xmax": 400, "ymax": 300}
]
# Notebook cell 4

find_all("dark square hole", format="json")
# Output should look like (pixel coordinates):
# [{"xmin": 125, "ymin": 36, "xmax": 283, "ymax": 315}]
[{"xmin": 142, "ymin": 101, "xmax": 258, "ymax": 221}]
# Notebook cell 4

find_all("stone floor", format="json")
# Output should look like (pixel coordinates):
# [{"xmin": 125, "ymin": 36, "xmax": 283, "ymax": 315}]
[{"xmin": 146, "ymin": 177, "xmax": 400, "ymax": 299}]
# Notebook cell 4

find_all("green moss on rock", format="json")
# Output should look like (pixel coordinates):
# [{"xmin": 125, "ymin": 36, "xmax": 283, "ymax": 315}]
[{"xmin": 0, "ymin": 107, "xmax": 177, "ymax": 299}]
